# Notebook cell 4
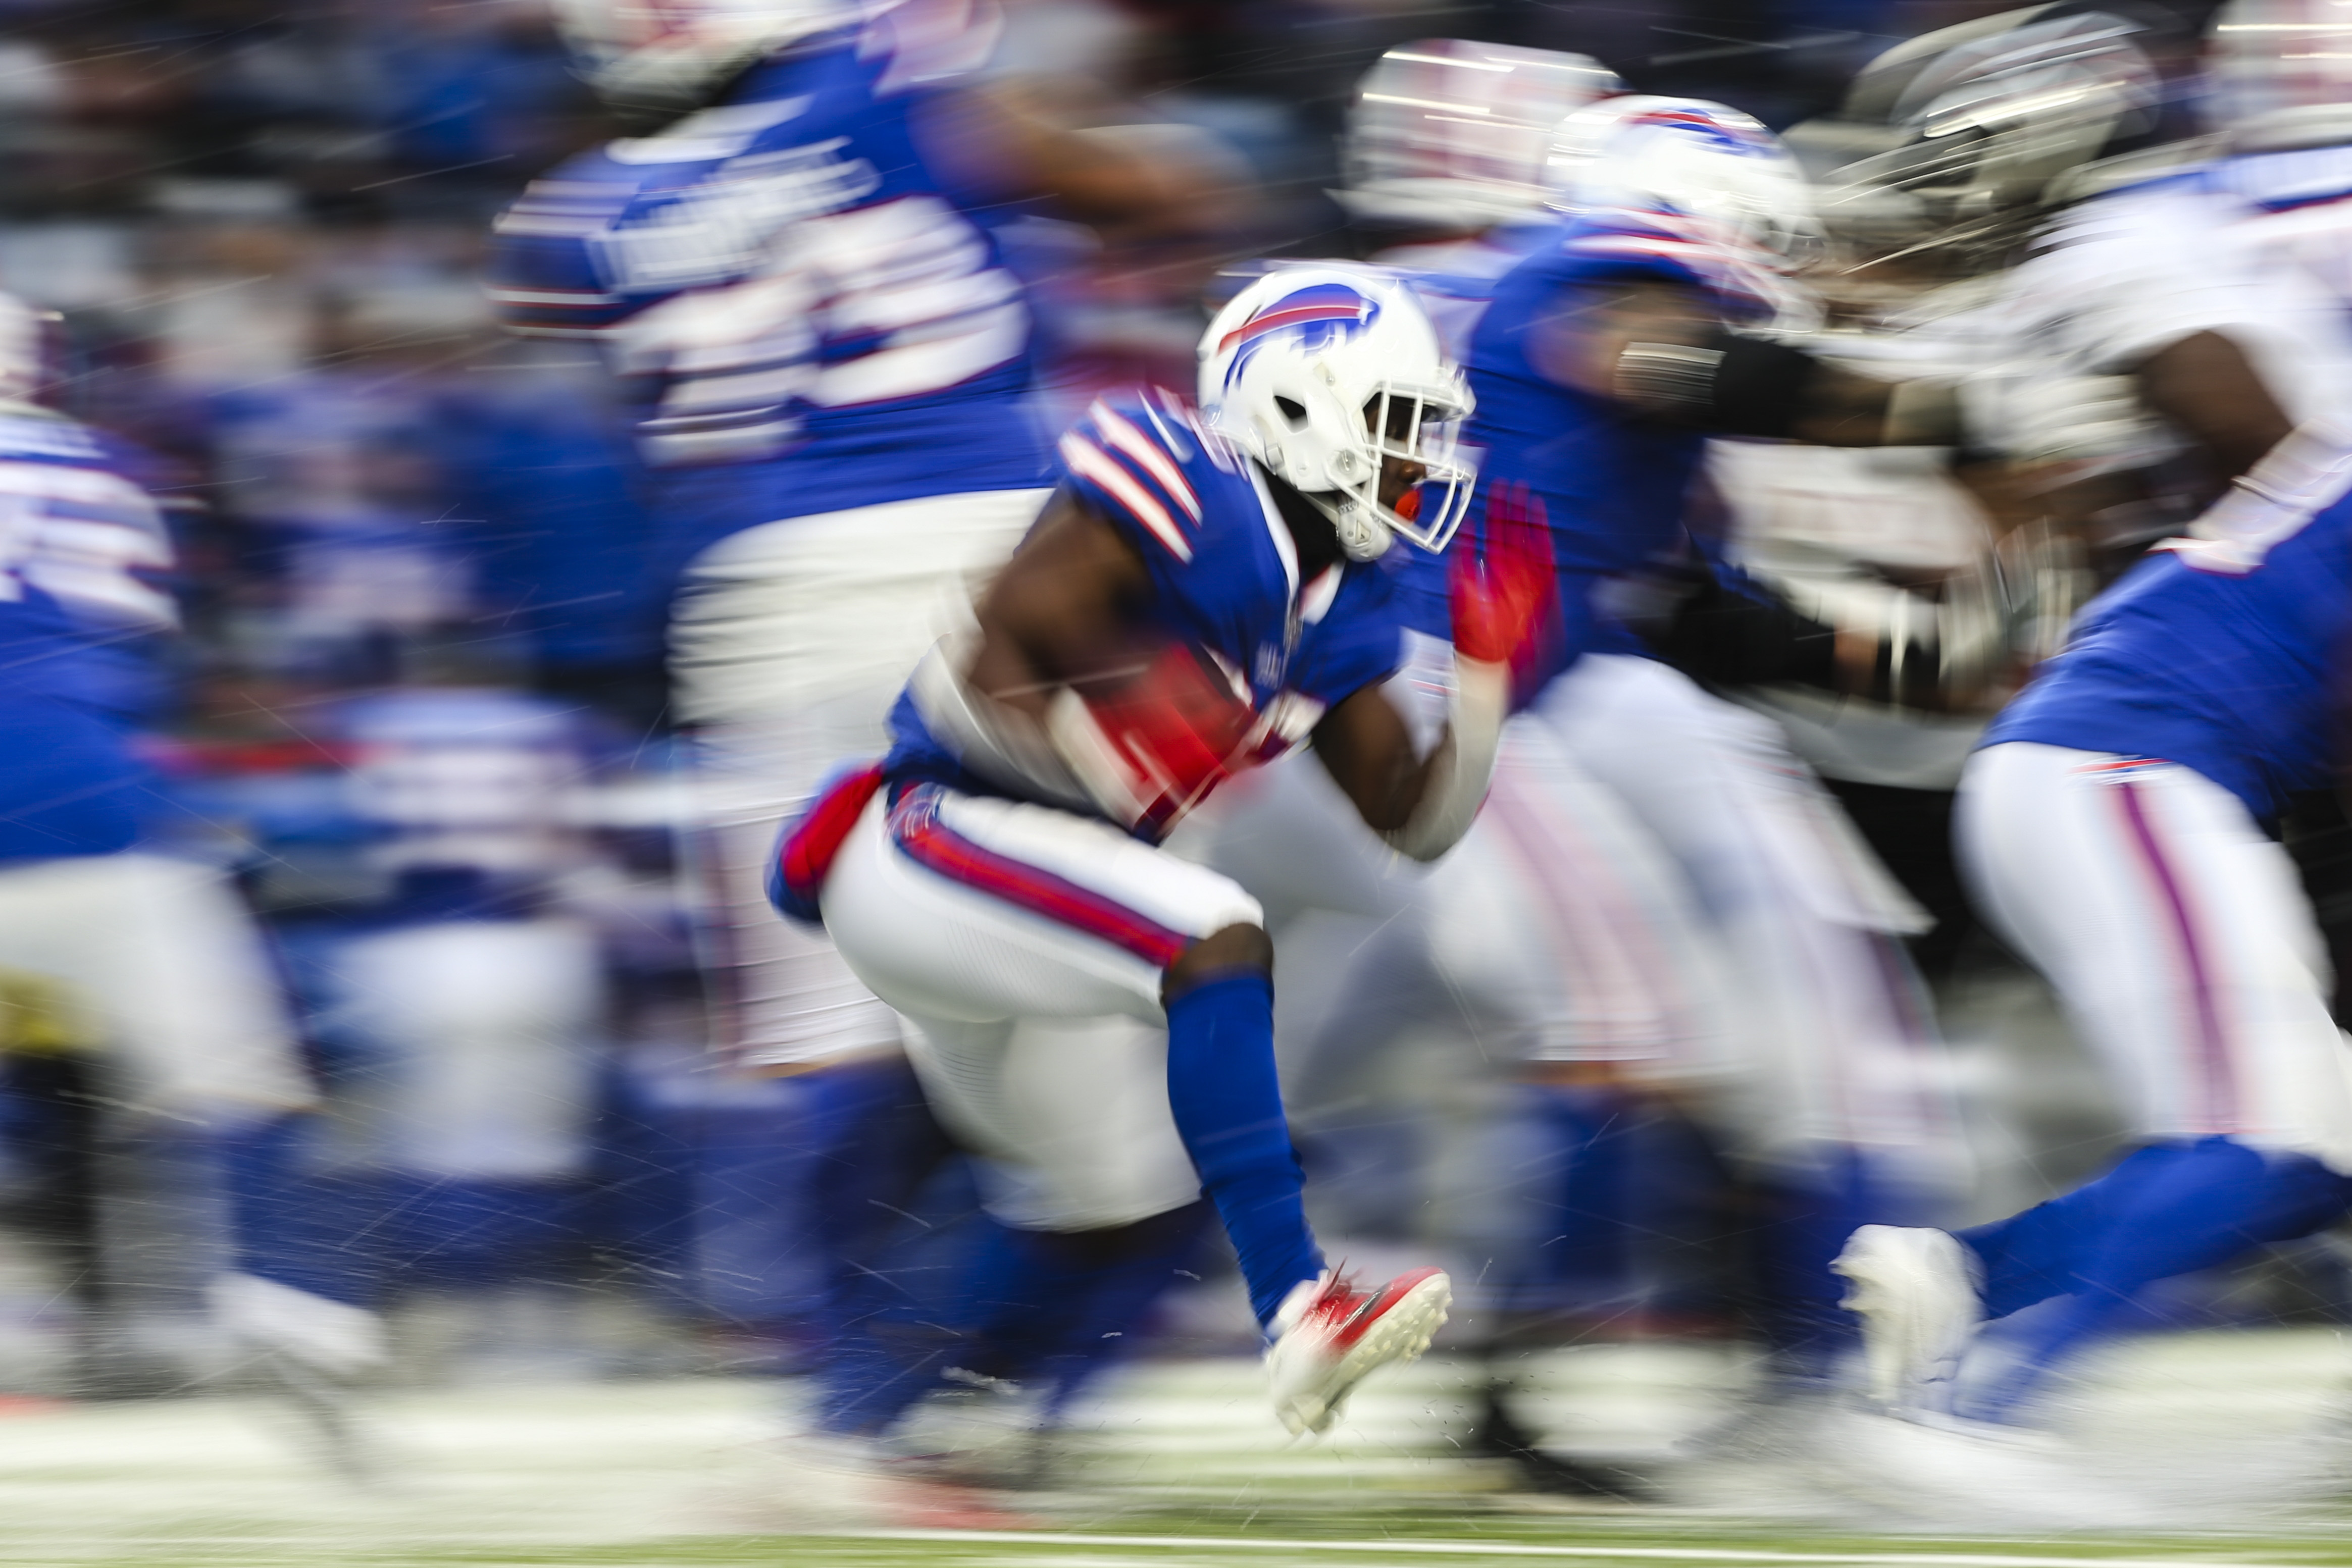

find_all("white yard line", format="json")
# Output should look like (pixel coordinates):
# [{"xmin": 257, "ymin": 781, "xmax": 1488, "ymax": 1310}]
[{"xmin": 843, "ymin": 1531, "xmax": 2327, "ymax": 1568}]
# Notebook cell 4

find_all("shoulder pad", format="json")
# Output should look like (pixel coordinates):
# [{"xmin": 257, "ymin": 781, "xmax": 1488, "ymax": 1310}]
[{"xmin": 1059, "ymin": 393, "xmax": 1217, "ymax": 562}]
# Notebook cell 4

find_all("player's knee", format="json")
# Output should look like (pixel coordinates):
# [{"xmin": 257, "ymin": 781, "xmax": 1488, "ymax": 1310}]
[{"xmin": 1164, "ymin": 921, "xmax": 1272, "ymax": 1000}]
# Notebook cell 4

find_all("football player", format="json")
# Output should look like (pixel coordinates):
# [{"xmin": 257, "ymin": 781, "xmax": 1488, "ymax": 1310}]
[
  {"xmin": 1827, "ymin": 1, "xmax": 2352, "ymax": 1436},
  {"xmin": 488, "ymin": 0, "xmax": 1228, "ymax": 1400},
  {"xmin": 775, "ymin": 267, "xmax": 1554, "ymax": 1438},
  {"xmin": 1837, "ymin": 426, "xmax": 2352, "ymax": 1431},
  {"xmin": 1437, "ymin": 94, "xmax": 1980, "ymax": 1385},
  {"xmin": 0, "ymin": 293, "xmax": 384, "ymax": 1445}
]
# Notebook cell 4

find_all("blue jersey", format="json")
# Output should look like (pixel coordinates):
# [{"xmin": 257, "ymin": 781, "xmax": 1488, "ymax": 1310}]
[
  {"xmin": 1458, "ymin": 212, "xmax": 1779, "ymax": 684},
  {"xmin": 1986, "ymin": 456, "xmax": 2352, "ymax": 820},
  {"xmin": 883, "ymin": 391, "xmax": 1406, "ymax": 827},
  {"xmin": 486, "ymin": 12, "xmax": 1050, "ymax": 567},
  {"xmin": 0, "ymin": 408, "xmax": 179, "ymax": 862}
]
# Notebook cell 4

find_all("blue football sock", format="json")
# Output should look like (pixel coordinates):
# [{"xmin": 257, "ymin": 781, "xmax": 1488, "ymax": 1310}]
[
  {"xmin": 1960, "ymin": 1137, "xmax": 2352, "ymax": 1416},
  {"xmin": 944, "ymin": 1203, "xmax": 1210, "ymax": 1420},
  {"xmin": 1164, "ymin": 972, "xmax": 1323, "ymax": 1328},
  {"xmin": 1749, "ymin": 1148, "xmax": 1912, "ymax": 1382},
  {"xmin": 216, "ymin": 1113, "xmax": 380, "ymax": 1310},
  {"xmin": 799, "ymin": 1057, "xmax": 963, "ymax": 1437},
  {"xmin": 1529, "ymin": 1084, "xmax": 1636, "ymax": 1303}
]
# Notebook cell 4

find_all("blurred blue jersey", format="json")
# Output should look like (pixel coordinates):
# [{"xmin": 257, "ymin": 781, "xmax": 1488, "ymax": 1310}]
[
  {"xmin": 1376, "ymin": 222, "xmax": 1563, "ymax": 644},
  {"xmin": 0, "ymin": 407, "xmax": 178, "ymax": 861},
  {"xmin": 1986, "ymin": 457, "xmax": 2352, "ymax": 821},
  {"xmin": 487, "ymin": 12, "xmax": 1050, "ymax": 565},
  {"xmin": 884, "ymin": 391, "xmax": 1404, "ymax": 824},
  {"xmin": 1457, "ymin": 212, "xmax": 1777, "ymax": 687}
]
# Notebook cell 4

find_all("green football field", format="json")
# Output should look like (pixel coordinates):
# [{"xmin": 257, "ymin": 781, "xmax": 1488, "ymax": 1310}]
[{"xmin": 11, "ymin": 1333, "xmax": 2352, "ymax": 1567}]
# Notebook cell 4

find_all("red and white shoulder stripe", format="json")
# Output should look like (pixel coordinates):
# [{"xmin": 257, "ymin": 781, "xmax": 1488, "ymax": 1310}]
[{"xmin": 1059, "ymin": 396, "xmax": 1208, "ymax": 562}]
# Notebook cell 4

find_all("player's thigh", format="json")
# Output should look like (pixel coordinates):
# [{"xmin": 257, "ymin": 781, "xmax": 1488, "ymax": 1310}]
[
  {"xmin": 0, "ymin": 854, "xmax": 310, "ymax": 1116},
  {"xmin": 1539, "ymin": 654, "xmax": 1923, "ymax": 933},
  {"xmin": 671, "ymin": 487, "xmax": 1051, "ymax": 738},
  {"xmin": 826, "ymin": 787, "xmax": 1264, "ymax": 1028},
  {"xmin": 1424, "ymin": 718, "xmax": 1728, "ymax": 1073},
  {"xmin": 1961, "ymin": 743, "xmax": 2352, "ymax": 1156},
  {"xmin": 903, "ymin": 1011, "xmax": 1199, "ymax": 1230}
]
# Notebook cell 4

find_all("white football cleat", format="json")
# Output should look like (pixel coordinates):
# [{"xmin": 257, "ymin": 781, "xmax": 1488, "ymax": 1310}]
[
  {"xmin": 208, "ymin": 1274, "xmax": 390, "ymax": 1484},
  {"xmin": 1264, "ymin": 1266, "xmax": 1451, "ymax": 1436},
  {"xmin": 1832, "ymin": 1225, "xmax": 1981, "ymax": 1412}
]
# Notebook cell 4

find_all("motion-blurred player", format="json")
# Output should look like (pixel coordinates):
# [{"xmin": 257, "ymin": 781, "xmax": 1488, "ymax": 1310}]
[
  {"xmin": 1824, "ymin": 0, "xmax": 2352, "ymax": 1436},
  {"xmin": 0, "ymin": 293, "xmax": 383, "ymax": 1434},
  {"xmin": 491, "ymin": 0, "xmax": 1225, "ymax": 1384},
  {"xmin": 777, "ymin": 268, "xmax": 1555, "ymax": 1437},
  {"xmin": 1450, "ymin": 94, "xmax": 1988, "ymax": 1383},
  {"xmin": 1825, "ymin": 5, "xmax": 2348, "ymax": 561},
  {"xmin": 1836, "ymin": 424, "xmax": 2352, "ymax": 1431}
]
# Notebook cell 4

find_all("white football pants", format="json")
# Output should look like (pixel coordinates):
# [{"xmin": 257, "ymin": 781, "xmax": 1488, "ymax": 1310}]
[
  {"xmin": 322, "ymin": 917, "xmax": 604, "ymax": 1179},
  {"xmin": 1532, "ymin": 655, "xmax": 1963, "ymax": 1188},
  {"xmin": 0, "ymin": 852, "xmax": 311, "ymax": 1118},
  {"xmin": 668, "ymin": 487, "xmax": 1052, "ymax": 1070},
  {"xmin": 824, "ymin": 785, "xmax": 1257, "ymax": 1231},
  {"xmin": 1959, "ymin": 742, "xmax": 2352, "ymax": 1173}
]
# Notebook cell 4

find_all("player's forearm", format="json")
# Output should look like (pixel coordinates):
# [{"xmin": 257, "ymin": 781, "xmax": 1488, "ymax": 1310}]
[
  {"xmin": 2134, "ymin": 330, "xmax": 2293, "ymax": 483},
  {"xmin": 908, "ymin": 638, "xmax": 1098, "ymax": 812},
  {"xmin": 1381, "ymin": 654, "xmax": 1508, "ymax": 863},
  {"xmin": 1613, "ymin": 331, "xmax": 1961, "ymax": 448}
]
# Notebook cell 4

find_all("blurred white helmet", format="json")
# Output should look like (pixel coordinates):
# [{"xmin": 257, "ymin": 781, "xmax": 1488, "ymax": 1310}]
[
  {"xmin": 1198, "ymin": 267, "xmax": 1474, "ymax": 561},
  {"xmin": 2208, "ymin": 0, "xmax": 2352, "ymax": 153},
  {"xmin": 1828, "ymin": 6, "xmax": 2162, "ymax": 248},
  {"xmin": 1542, "ymin": 96, "xmax": 1825, "ymax": 325},
  {"xmin": 1340, "ymin": 40, "xmax": 1622, "ymax": 231},
  {"xmin": 552, "ymin": 0, "xmax": 880, "ymax": 113},
  {"xmin": 1544, "ymin": 96, "xmax": 1823, "ymax": 264}
]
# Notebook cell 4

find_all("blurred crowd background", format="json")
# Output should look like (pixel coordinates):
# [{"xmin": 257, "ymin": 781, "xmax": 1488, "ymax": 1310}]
[{"xmin": 0, "ymin": 0, "xmax": 2282, "ymax": 1415}]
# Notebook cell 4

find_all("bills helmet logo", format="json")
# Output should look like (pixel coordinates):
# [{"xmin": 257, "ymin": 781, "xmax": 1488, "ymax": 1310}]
[{"xmin": 1215, "ymin": 282, "xmax": 1379, "ymax": 390}]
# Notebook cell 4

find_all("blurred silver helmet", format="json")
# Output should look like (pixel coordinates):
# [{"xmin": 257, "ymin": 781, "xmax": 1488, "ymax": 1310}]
[
  {"xmin": 552, "ymin": 0, "xmax": 883, "ymax": 115},
  {"xmin": 1827, "ymin": 5, "xmax": 2162, "ymax": 251},
  {"xmin": 2207, "ymin": 0, "xmax": 2352, "ymax": 153},
  {"xmin": 1339, "ymin": 40, "xmax": 1622, "ymax": 231}
]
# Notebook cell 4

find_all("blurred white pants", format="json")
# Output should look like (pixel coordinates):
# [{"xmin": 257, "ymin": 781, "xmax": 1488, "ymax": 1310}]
[
  {"xmin": 1535, "ymin": 655, "xmax": 1962, "ymax": 1188},
  {"xmin": 324, "ymin": 917, "xmax": 604, "ymax": 1179},
  {"xmin": 825, "ymin": 786, "xmax": 1252, "ymax": 1229},
  {"xmin": 1960, "ymin": 742, "xmax": 2352, "ymax": 1172},
  {"xmin": 668, "ymin": 487, "xmax": 1051, "ymax": 1070},
  {"xmin": 0, "ymin": 852, "xmax": 310, "ymax": 1118}
]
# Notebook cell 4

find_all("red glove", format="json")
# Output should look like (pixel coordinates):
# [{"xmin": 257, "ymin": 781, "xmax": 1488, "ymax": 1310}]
[
  {"xmin": 1054, "ymin": 641, "xmax": 1263, "ymax": 837},
  {"xmin": 1450, "ymin": 481, "xmax": 1559, "ymax": 688}
]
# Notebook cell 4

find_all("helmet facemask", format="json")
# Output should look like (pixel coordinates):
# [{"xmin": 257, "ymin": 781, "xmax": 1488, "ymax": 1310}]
[{"xmin": 1300, "ymin": 381, "xmax": 1476, "ymax": 561}]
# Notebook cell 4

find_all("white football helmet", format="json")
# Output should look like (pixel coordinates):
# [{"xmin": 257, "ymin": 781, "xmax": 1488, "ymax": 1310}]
[
  {"xmin": 1340, "ymin": 40, "xmax": 1622, "ymax": 231},
  {"xmin": 1545, "ymin": 96, "xmax": 1823, "ymax": 263},
  {"xmin": 2208, "ymin": 0, "xmax": 2352, "ymax": 153},
  {"xmin": 1198, "ymin": 267, "xmax": 1474, "ymax": 562},
  {"xmin": 552, "ymin": 0, "xmax": 879, "ymax": 113},
  {"xmin": 1543, "ymin": 95, "xmax": 1826, "ymax": 326}
]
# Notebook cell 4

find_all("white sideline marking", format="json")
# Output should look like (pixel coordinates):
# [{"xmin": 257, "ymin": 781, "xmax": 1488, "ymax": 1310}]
[{"xmin": 843, "ymin": 1532, "xmax": 2310, "ymax": 1568}]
